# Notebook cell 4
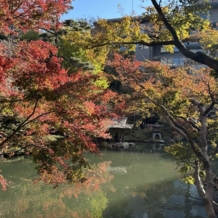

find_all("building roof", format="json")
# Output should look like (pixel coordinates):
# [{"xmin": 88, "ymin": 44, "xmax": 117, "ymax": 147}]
[{"xmin": 108, "ymin": 117, "xmax": 134, "ymax": 129}]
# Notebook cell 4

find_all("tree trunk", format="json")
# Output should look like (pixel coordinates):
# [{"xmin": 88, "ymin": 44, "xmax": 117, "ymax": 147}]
[{"xmin": 193, "ymin": 161, "xmax": 217, "ymax": 218}]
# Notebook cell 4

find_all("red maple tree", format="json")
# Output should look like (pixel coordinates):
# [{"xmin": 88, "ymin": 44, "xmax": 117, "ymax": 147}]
[
  {"xmin": 0, "ymin": 0, "xmax": 71, "ymax": 34},
  {"xmin": 0, "ymin": 1, "xmax": 117, "ymax": 189}
]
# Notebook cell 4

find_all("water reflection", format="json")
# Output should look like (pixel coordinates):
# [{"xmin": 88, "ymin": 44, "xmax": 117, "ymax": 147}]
[
  {"xmin": 0, "ymin": 151, "xmax": 208, "ymax": 218},
  {"xmin": 0, "ymin": 158, "xmax": 113, "ymax": 218}
]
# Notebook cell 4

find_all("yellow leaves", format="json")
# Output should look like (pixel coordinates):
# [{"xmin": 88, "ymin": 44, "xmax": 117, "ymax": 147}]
[
  {"xmin": 141, "ymin": 4, "xmax": 211, "ymax": 45},
  {"xmin": 1, "ymin": 107, "xmax": 14, "ymax": 116},
  {"xmin": 183, "ymin": 175, "xmax": 195, "ymax": 185},
  {"xmin": 94, "ymin": 77, "xmax": 109, "ymax": 89},
  {"xmin": 140, "ymin": 33, "xmax": 151, "ymax": 43},
  {"xmin": 211, "ymin": 141, "xmax": 217, "ymax": 148},
  {"xmin": 59, "ymin": 22, "xmax": 108, "ymax": 73},
  {"xmin": 198, "ymin": 29, "xmax": 218, "ymax": 56},
  {"xmin": 93, "ymin": 7, "xmax": 210, "ymax": 57},
  {"xmin": 163, "ymin": 45, "xmax": 174, "ymax": 53},
  {"xmin": 94, "ymin": 16, "xmax": 141, "ymax": 52}
]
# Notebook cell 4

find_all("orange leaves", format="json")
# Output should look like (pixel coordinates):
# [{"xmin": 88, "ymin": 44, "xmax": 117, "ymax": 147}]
[
  {"xmin": 108, "ymin": 53, "xmax": 218, "ymax": 120},
  {"xmin": 35, "ymin": 166, "xmax": 67, "ymax": 187},
  {"xmin": 0, "ymin": 0, "xmax": 72, "ymax": 35},
  {"xmin": 73, "ymin": 161, "xmax": 114, "ymax": 194},
  {"xmin": 0, "ymin": 55, "xmax": 11, "ymax": 82},
  {"xmin": 9, "ymin": 40, "xmax": 66, "ymax": 92},
  {"xmin": 110, "ymin": 53, "xmax": 141, "ymax": 71},
  {"xmin": 0, "ymin": 173, "xmax": 8, "ymax": 191},
  {"xmin": 83, "ymin": 101, "xmax": 96, "ymax": 115},
  {"xmin": 0, "ymin": 1, "xmax": 118, "ymax": 188},
  {"xmin": 100, "ymin": 89, "xmax": 117, "ymax": 103},
  {"xmin": 0, "ymin": 37, "xmax": 117, "ymax": 187}
]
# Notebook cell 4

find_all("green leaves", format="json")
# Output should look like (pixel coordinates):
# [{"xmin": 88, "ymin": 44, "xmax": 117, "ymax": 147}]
[
  {"xmin": 59, "ymin": 20, "xmax": 108, "ymax": 73},
  {"xmin": 165, "ymin": 142, "xmax": 198, "ymax": 184}
]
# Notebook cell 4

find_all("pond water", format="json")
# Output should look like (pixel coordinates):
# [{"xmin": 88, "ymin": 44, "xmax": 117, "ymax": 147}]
[{"xmin": 0, "ymin": 149, "xmax": 211, "ymax": 218}]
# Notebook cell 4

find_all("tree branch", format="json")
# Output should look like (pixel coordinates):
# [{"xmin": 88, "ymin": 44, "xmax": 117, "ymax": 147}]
[
  {"xmin": 0, "ymin": 99, "xmax": 39, "ymax": 148},
  {"xmin": 145, "ymin": 95, "xmax": 207, "ymax": 161},
  {"xmin": 90, "ymin": 36, "xmax": 202, "ymax": 49},
  {"xmin": 176, "ymin": 115, "xmax": 200, "ymax": 132},
  {"xmin": 90, "ymin": 40, "xmax": 174, "ymax": 49},
  {"xmin": 151, "ymin": 0, "xmax": 218, "ymax": 72}
]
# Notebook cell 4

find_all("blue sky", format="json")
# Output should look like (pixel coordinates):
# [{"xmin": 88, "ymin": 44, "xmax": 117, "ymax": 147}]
[{"xmin": 61, "ymin": 0, "xmax": 151, "ymax": 21}]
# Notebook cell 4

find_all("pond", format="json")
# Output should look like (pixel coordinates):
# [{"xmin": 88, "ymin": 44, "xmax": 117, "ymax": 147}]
[{"xmin": 0, "ymin": 149, "xmax": 211, "ymax": 218}]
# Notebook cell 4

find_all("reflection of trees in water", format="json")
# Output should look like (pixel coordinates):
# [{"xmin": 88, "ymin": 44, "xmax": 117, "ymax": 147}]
[
  {"xmin": 103, "ymin": 179, "xmax": 176, "ymax": 218},
  {"xmin": 0, "ymin": 152, "xmax": 208, "ymax": 218},
  {"xmin": 103, "ymin": 179, "xmax": 199, "ymax": 218},
  {"xmin": 0, "ymin": 160, "xmax": 114, "ymax": 218},
  {"xmin": 99, "ymin": 152, "xmax": 176, "ymax": 218},
  {"xmin": 100, "ymin": 152, "xmax": 205, "ymax": 218}
]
